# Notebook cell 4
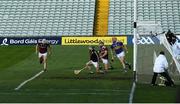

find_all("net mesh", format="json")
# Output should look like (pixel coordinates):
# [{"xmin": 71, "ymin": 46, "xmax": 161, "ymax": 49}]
[
  {"xmin": 137, "ymin": 21, "xmax": 163, "ymax": 35},
  {"xmin": 136, "ymin": 21, "xmax": 180, "ymax": 84}
]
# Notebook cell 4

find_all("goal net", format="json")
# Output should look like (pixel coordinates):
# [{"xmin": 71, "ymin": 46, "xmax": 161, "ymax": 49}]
[{"xmin": 136, "ymin": 21, "xmax": 180, "ymax": 84}]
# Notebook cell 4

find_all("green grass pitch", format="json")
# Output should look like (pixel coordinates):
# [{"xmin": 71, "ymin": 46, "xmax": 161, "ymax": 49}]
[{"xmin": 0, "ymin": 45, "xmax": 178, "ymax": 103}]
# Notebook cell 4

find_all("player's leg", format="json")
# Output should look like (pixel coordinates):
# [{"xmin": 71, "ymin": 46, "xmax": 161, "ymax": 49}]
[
  {"xmin": 117, "ymin": 52, "xmax": 126, "ymax": 69},
  {"xmin": 92, "ymin": 61, "xmax": 99, "ymax": 73},
  {"xmin": 102, "ymin": 58, "xmax": 109, "ymax": 72},
  {"xmin": 104, "ymin": 63, "xmax": 108, "ymax": 72},
  {"xmin": 92, "ymin": 61, "xmax": 105, "ymax": 74},
  {"xmin": 38, "ymin": 53, "xmax": 43, "ymax": 64},
  {"xmin": 123, "ymin": 52, "xmax": 131, "ymax": 70},
  {"xmin": 117, "ymin": 52, "xmax": 127, "ymax": 71},
  {"xmin": 124, "ymin": 58, "xmax": 131, "ymax": 70},
  {"xmin": 43, "ymin": 53, "xmax": 48, "ymax": 71},
  {"xmin": 119, "ymin": 57, "xmax": 127, "ymax": 72},
  {"xmin": 151, "ymin": 72, "xmax": 158, "ymax": 86}
]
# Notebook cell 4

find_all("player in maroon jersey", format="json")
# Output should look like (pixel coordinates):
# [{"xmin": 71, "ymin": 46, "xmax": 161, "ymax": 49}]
[
  {"xmin": 36, "ymin": 39, "xmax": 51, "ymax": 71},
  {"xmin": 99, "ymin": 41, "xmax": 109, "ymax": 72}
]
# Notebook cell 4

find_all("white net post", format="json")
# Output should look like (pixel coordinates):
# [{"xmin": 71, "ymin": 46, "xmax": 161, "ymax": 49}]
[
  {"xmin": 133, "ymin": 0, "xmax": 138, "ymax": 82},
  {"xmin": 136, "ymin": 21, "xmax": 180, "ymax": 84}
]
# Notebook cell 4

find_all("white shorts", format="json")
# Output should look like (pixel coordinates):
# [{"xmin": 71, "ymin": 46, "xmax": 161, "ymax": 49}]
[
  {"xmin": 101, "ymin": 58, "xmax": 108, "ymax": 64},
  {"xmin": 86, "ymin": 60, "xmax": 98, "ymax": 68},
  {"xmin": 116, "ymin": 51, "xmax": 125, "ymax": 58},
  {"xmin": 39, "ymin": 52, "xmax": 47, "ymax": 58}
]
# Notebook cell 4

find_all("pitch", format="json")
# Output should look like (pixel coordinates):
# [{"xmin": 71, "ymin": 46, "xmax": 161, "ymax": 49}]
[{"xmin": 0, "ymin": 45, "xmax": 178, "ymax": 103}]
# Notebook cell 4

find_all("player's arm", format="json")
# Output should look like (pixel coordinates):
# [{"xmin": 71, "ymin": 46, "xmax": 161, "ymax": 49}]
[
  {"xmin": 97, "ymin": 51, "xmax": 101, "ymax": 61},
  {"xmin": 36, "ymin": 44, "xmax": 38, "ymax": 54},
  {"xmin": 100, "ymin": 50, "xmax": 108, "ymax": 58},
  {"xmin": 95, "ymin": 51, "xmax": 100, "ymax": 63},
  {"xmin": 48, "ymin": 44, "xmax": 52, "ymax": 55},
  {"xmin": 123, "ymin": 45, "xmax": 128, "ymax": 53}
]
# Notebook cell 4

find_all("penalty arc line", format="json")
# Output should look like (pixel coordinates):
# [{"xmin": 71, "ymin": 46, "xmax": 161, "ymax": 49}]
[{"xmin": 14, "ymin": 70, "xmax": 44, "ymax": 91}]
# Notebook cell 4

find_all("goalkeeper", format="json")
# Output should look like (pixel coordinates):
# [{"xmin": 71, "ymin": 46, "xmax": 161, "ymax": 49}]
[{"xmin": 151, "ymin": 51, "xmax": 175, "ymax": 86}]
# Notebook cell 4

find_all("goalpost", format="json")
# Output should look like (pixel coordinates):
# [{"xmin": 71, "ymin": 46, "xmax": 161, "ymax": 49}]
[
  {"xmin": 133, "ymin": 0, "xmax": 180, "ymax": 84},
  {"xmin": 133, "ymin": 20, "xmax": 180, "ymax": 84}
]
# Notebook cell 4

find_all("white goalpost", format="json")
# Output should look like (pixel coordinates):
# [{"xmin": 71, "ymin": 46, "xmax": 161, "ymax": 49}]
[
  {"xmin": 133, "ymin": 0, "xmax": 138, "ymax": 82},
  {"xmin": 133, "ymin": 0, "xmax": 180, "ymax": 84},
  {"xmin": 130, "ymin": 0, "xmax": 180, "ymax": 102},
  {"xmin": 133, "ymin": 20, "xmax": 180, "ymax": 84}
]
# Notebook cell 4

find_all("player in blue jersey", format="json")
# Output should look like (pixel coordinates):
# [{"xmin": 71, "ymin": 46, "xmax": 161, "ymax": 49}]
[{"xmin": 111, "ymin": 37, "xmax": 131, "ymax": 72}]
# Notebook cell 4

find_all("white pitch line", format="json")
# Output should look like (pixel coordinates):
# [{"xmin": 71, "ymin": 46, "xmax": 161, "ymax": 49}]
[
  {"xmin": 0, "ymin": 92, "xmax": 128, "ymax": 96},
  {"xmin": 129, "ymin": 82, "xmax": 136, "ymax": 104},
  {"xmin": 14, "ymin": 70, "xmax": 44, "ymax": 91}
]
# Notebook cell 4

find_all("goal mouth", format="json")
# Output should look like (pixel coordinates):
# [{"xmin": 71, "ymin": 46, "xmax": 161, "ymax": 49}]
[
  {"xmin": 137, "ymin": 21, "xmax": 163, "ymax": 36},
  {"xmin": 135, "ymin": 21, "xmax": 180, "ymax": 84}
]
